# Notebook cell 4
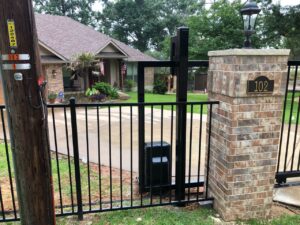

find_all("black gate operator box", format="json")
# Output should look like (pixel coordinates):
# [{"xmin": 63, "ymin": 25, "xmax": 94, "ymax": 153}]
[{"xmin": 143, "ymin": 141, "xmax": 171, "ymax": 191}]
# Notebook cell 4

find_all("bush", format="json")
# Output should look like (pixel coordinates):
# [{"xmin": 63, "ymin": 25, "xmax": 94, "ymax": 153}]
[
  {"xmin": 92, "ymin": 82, "xmax": 119, "ymax": 99},
  {"xmin": 85, "ymin": 88, "xmax": 98, "ymax": 97},
  {"xmin": 153, "ymin": 78, "xmax": 167, "ymax": 94},
  {"xmin": 124, "ymin": 79, "xmax": 136, "ymax": 92}
]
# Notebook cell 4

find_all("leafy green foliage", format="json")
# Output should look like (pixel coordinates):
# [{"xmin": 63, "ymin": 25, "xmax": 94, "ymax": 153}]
[
  {"xmin": 100, "ymin": 0, "xmax": 204, "ymax": 52},
  {"xmin": 85, "ymin": 87, "xmax": 98, "ymax": 97},
  {"xmin": 187, "ymin": 0, "xmax": 246, "ymax": 60},
  {"xmin": 85, "ymin": 87, "xmax": 106, "ymax": 102},
  {"xmin": 124, "ymin": 79, "xmax": 136, "ymax": 92},
  {"xmin": 153, "ymin": 75, "xmax": 168, "ymax": 95},
  {"xmin": 261, "ymin": 4, "xmax": 300, "ymax": 59},
  {"xmin": 48, "ymin": 91, "xmax": 57, "ymax": 100},
  {"xmin": 69, "ymin": 53, "xmax": 96, "ymax": 91},
  {"xmin": 92, "ymin": 82, "xmax": 119, "ymax": 99},
  {"xmin": 33, "ymin": 0, "xmax": 98, "ymax": 27},
  {"xmin": 69, "ymin": 53, "xmax": 96, "ymax": 70}
]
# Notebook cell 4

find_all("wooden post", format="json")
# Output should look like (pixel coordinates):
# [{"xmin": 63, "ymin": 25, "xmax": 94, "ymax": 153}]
[{"xmin": 0, "ymin": 1, "xmax": 56, "ymax": 224}]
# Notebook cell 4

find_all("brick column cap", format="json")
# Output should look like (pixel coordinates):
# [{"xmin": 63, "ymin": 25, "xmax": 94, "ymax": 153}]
[{"xmin": 208, "ymin": 49, "xmax": 290, "ymax": 57}]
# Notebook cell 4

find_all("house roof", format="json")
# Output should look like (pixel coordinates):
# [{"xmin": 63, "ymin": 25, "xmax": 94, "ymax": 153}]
[{"xmin": 35, "ymin": 14, "xmax": 156, "ymax": 62}]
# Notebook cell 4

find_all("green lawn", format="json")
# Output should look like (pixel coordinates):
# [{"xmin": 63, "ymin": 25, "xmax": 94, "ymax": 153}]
[
  {"xmin": 284, "ymin": 92, "xmax": 300, "ymax": 124},
  {"xmin": 123, "ymin": 92, "xmax": 209, "ymax": 114},
  {"xmin": 5, "ymin": 205, "xmax": 300, "ymax": 225},
  {"xmin": 124, "ymin": 92, "xmax": 208, "ymax": 103},
  {"xmin": 123, "ymin": 91, "xmax": 300, "ymax": 124}
]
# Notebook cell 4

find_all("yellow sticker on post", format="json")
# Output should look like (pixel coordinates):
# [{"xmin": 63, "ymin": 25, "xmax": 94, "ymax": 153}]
[{"xmin": 7, "ymin": 20, "xmax": 17, "ymax": 48}]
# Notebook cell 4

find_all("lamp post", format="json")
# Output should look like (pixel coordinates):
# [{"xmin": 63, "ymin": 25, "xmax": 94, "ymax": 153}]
[{"xmin": 240, "ymin": 0, "xmax": 261, "ymax": 48}]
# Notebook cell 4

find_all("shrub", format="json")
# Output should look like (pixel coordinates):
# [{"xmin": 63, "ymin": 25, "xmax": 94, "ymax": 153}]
[
  {"xmin": 92, "ymin": 82, "xmax": 119, "ymax": 99},
  {"xmin": 85, "ymin": 88, "xmax": 98, "ymax": 97},
  {"xmin": 124, "ymin": 79, "xmax": 136, "ymax": 92},
  {"xmin": 153, "ymin": 77, "xmax": 167, "ymax": 94}
]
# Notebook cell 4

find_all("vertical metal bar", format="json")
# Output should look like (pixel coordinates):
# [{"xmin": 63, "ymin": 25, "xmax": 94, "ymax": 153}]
[
  {"xmin": 52, "ymin": 107, "xmax": 63, "ymax": 214},
  {"xmin": 188, "ymin": 104, "xmax": 193, "ymax": 201},
  {"xmin": 119, "ymin": 106, "xmax": 123, "ymax": 208},
  {"xmin": 159, "ymin": 105, "xmax": 164, "ymax": 204},
  {"xmin": 108, "ymin": 106, "xmax": 113, "ymax": 209},
  {"xmin": 130, "ymin": 106, "xmax": 133, "ymax": 207},
  {"xmin": 175, "ymin": 27, "xmax": 189, "ymax": 204},
  {"xmin": 170, "ymin": 36, "xmax": 176, "ymax": 76},
  {"xmin": 197, "ymin": 104, "xmax": 203, "ymax": 201},
  {"xmin": 63, "ymin": 107, "xmax": 74, "ymax": 213},
  {"xmin": 69, "ymin": 98, "xmax": 83, "ymax": 220},
  {"xmin": 291, "ymin": 96, "xmax": 300, "ymax": 171},
  {"xmin": 0, "ymin": 185, "xmax": 5, "ymax": 220},
  {"xmin": 138, "ymin": 62, "xmax": 145, "ymax": 203},
  {"xmin": 97, "ymin": 106, "xmax": 102, "ymax": 210},
  {"xmin": 169, "ymin": 105, "xmax": 174, "ymax": 203},
  {"xmin": 85, "ymin": 106, "xmax": 91, "ymax": 211},
  {"xmin": 0, "ymin": 108, "xmax": 17, "ymax": 218},
  {"xmin": 278, "ymin": 65, "xmax": 291, "ymax": 172},
  {"xmin": 284, "ymin": 65, "xmax": 298, "ymax": 172},
  {"xmin": 206, "ymin": 104, "xmax": 213, "ymax": 199},
  {"xmin": 150, "ymin": 105, "xmax": 154, "ymax": 205}
]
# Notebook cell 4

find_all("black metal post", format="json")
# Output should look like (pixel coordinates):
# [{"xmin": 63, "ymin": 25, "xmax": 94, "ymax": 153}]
[
  {"xmin": 138, "ymin": 62, "xmax": 145, "ymax": 193},
  {"xmin": 69, "ymin": 98, "xmax": 83, "ymax": 220},
  {"xmin": 175, "ymin": 27, "xmax": 189, "ymax": 204},
  {"xmin": 170, "ymin": 36, "xmax": 176, "ymax": 76}
]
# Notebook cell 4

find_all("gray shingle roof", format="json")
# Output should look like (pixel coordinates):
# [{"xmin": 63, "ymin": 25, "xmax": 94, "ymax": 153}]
[{"xmin": 35, "ymin": 14, "xmax": 156, "ymax": 62}]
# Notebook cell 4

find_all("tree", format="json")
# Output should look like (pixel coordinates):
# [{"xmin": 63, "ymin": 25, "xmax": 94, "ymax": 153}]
[
  {"xmin": 261, "ymin": 3, "xmax": 300, "ymax": 59},
  {"xmin": 99, "ymin": 0, "xmax": 205, "ymax": 52},
  {"xmin": 187, "ymin": 0, "xmax": 250, "ymax": 60},
  {"xmin": 33, "ymin": 0, "xmax": 98, "ymax": 27},
  {"xmin": 69, "ymin": 53, "xmax": 97, "ymax": 90}
]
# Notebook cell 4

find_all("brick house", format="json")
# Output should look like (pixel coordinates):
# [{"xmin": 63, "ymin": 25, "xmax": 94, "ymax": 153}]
[{"xmin": 0, "ymin": 14, "xmax": 156, "ymax": 104}]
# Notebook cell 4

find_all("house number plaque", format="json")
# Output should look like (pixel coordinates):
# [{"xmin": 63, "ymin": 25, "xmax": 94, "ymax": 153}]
[{"xmin": 247, "ymin": 76, "xmax": 274, "ymax": 94}]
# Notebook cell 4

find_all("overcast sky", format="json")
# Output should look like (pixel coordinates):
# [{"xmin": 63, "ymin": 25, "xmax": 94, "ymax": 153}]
[{"xmin": 93, "ymin": 0, "xmax": 299, "ymax": 12}]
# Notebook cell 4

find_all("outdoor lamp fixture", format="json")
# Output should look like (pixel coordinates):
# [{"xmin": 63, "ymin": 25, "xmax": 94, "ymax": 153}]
[
  {"xmin": 52, "ymin": 69, "xmax": 57, "ymax": 78},
  {"xmin": 240, "ymin": 0, "xmax": 261, "ymax": 48}
]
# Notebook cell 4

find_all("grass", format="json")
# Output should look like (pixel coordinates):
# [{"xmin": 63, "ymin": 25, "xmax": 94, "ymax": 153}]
[
  {"xmin": 284, "ymin": 92, "xmax": 300, "ymax": 124},
  {"xmin": 243, "ymin": 215, "xmax": 300, "ymax": 225},
  {"xmin": 123, "ymin": 91, "xmax": 300, "ymax": 124},
  {"xmin": 4, "ymin": 206, "xmax": 300, "ymax": 225},
  {"xmin": 0, "ymin": 143, "xmax": 139, "ymax": 215},
  {"xmin": 123, "ymin": 92, "xmax": 209, "ymax": 114}
]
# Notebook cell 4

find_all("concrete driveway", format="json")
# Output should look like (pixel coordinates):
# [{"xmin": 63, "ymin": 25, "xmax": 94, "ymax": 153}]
[{"xmin": 47, "ymin": 107, "xmax": 209, "ymax": 176}]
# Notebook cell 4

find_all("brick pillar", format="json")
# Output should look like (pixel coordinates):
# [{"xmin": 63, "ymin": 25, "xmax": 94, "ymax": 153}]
[{"xmin": 207, "ymin": 49, "xmax": 290, "ymax": 221}]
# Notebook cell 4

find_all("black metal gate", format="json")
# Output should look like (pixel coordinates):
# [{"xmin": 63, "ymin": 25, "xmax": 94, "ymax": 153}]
[
  {"xmin": 0, "ymin": 28, "xmax": 219, "ymax": 222},
  {"xmin": 276, "ymin": 60, "xmax": 300, "ymax": 184}
]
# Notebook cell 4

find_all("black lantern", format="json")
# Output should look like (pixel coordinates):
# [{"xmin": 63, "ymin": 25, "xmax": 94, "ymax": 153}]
[{"xmin": 240, "ymin": 0, "xmax": 261, "ymax": 48}]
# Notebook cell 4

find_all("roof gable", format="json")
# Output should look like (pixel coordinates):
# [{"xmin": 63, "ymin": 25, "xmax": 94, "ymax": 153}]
[{"xmin": 97, "ymin": 41, "xmax": 128, "ymax": 57}]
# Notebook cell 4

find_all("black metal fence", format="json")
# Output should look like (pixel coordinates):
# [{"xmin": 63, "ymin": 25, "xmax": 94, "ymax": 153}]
[
  {"xmin": 0, "ymin": 99, "xmax": 218, "ymax": 222},
  {"xmin": 276, "ymin": 61, "xmax": 300, "ymax": 184}
]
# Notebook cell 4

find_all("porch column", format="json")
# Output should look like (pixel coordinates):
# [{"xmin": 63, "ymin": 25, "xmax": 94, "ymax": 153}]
[{"xmin": 206, "ymin": 49, "xmax": 290, "ymax": 221}]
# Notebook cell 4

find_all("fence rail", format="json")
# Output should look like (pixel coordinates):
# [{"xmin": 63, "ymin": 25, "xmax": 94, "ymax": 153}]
[{"xmin": 0, "ymin": 99, "xmax": 218, "ymax": 222}]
